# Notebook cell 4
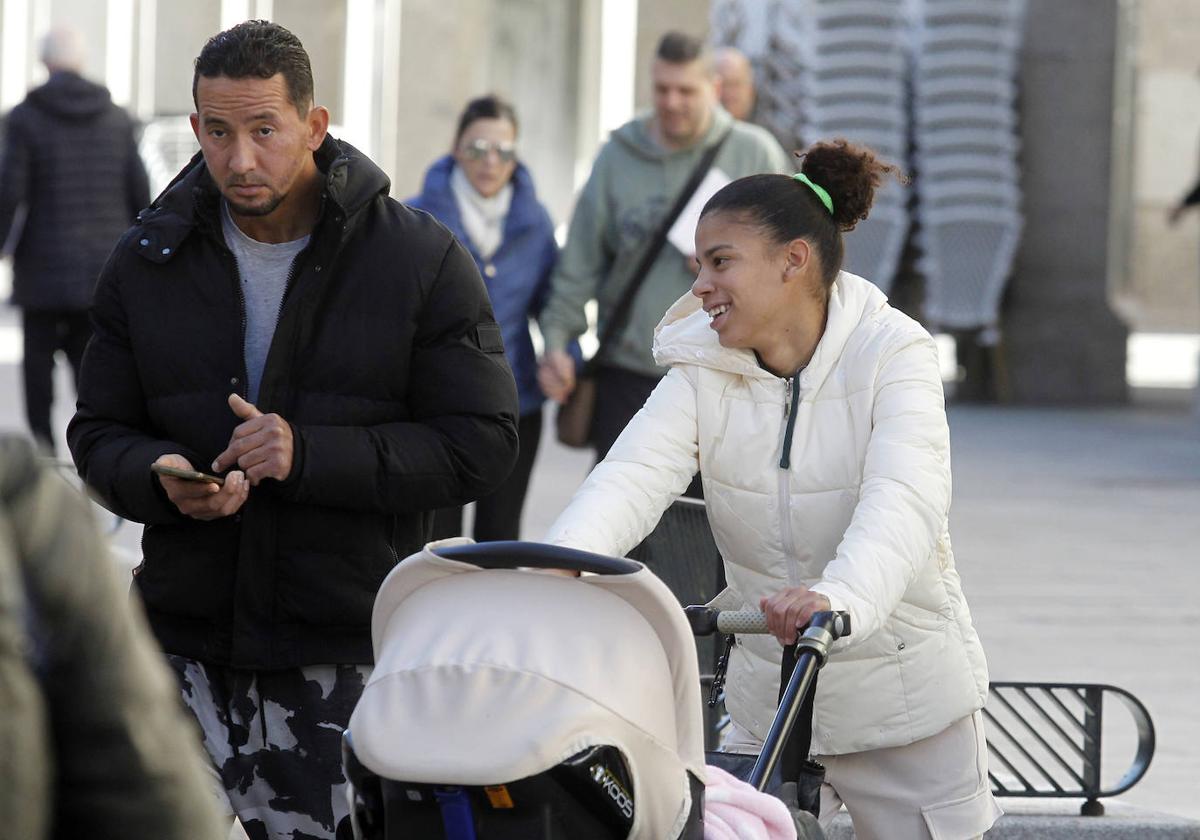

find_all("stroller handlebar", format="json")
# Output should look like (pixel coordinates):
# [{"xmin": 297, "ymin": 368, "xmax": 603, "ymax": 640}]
[
  {"xmin": 686, "ymin": 606, "xmax": 852, "ymax": 639},
  {"xmin": 432, "ymin": 541, "xmax": 643, "ymax": 576},
  {"xmin": 717, "ymin": 609, "xmax": 771, "ymax": 635}
]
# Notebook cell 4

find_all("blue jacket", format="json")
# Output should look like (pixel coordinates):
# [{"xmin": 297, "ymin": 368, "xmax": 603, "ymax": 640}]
[{"xmin": 408, "ymin": 156, "xmax": 558, "ymax": 416}]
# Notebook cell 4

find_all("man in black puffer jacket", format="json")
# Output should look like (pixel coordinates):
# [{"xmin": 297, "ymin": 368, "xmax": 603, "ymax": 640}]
[
  {"xmin": 0, "ymin": 26, "xmax": 150, "ymax": 453},
  {"xmin": 68, "ymin": 20, "xmax": 518, "ymax": 840}
]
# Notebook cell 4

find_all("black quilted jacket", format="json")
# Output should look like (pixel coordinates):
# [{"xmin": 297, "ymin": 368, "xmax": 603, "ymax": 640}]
[
  {"xmin": 68, "ymin": 136, "xmax": 519, "ymax": 669},
  {"xmin": 0, "ymin": 71, "xmax": 149, "ymax": 310}
]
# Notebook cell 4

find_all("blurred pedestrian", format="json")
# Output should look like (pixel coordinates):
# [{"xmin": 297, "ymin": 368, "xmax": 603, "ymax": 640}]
[
  {"xmin": 1167, "ymin": 164, "xmax": 1200, "ymax": 414},
  {"xmin": 0, "ymin": 434, "xmax": 225, "ymax": 840},
  {"xmin": 0, "ymin": 26, "xmax": 150, "ymax": 454},
  {"xmin": 545, "ymin": 141, "xmax": 999, "ymax": 839},
  {"xmin": 408, "ymin": 94, "xmax": 559, "ymax": 541},
  {"xmin": 714, "ymin": 46, "xmax": 757, "ymax": 122},
  {"xmin": 1168, "ymin": 177, "xmax": 1200, "ymax": 225},
  {"xmin": 538, "ymin": 31, "xmax": 788, "ymax": 463},
  {"xmin": 68, "ymin": 20, "xmax": 518, "ymax": 840}
]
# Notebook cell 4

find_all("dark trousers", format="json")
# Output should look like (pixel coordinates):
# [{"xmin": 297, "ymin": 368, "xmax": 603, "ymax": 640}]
[
  {"xmin": 591, "ymin": 364, "xmax": 703, "ymax": 499},
  {"xmin": 22, "ymin": 309, "xmax": 91, "ymax": 452},
  {"xmin": 431, "ymin": 410, "xmax": 543, "ymax": 542}
]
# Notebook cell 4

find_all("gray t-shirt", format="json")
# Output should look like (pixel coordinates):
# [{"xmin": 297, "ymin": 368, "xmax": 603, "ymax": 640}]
[{"xmin": 221, "ymin": 202, "xmax": 310, "ymax": 404}]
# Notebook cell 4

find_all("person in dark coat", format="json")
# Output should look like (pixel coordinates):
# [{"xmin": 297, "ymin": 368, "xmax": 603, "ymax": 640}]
[
  {"xmin": 0, "ymin": 26, "xmax": 150, "ymax": 453},
  {"xmin": 1169, "ymin": 177, "xmax": 1200, "ymax": 225},
  {"xmin": 67, "ymin": 21, "xmax": 518, "ymax": 840},
  {"xmin": 407, "ymin": 94, "xmax": 562, "ymax": 541}
]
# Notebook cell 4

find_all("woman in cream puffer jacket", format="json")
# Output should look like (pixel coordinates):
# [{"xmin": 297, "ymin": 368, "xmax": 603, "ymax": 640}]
[{"xmin": 545, "ymin": 142, "xmax": 999, "ymax": 839}]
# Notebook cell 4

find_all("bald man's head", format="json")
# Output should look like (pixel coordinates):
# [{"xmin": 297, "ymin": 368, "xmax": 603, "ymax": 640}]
[
  {"xmin": 714, "ymin": 47, "xmax": 756, "ymax": 121},
  {"xmin": 39, "ymin": 26, "xmax": 86, "ymax": 74}
]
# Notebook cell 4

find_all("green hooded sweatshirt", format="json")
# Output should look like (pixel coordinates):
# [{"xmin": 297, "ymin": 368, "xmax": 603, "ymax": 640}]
[{"xmin": 540, "ymin": 105, "xmax": 790, "ymax": 376}]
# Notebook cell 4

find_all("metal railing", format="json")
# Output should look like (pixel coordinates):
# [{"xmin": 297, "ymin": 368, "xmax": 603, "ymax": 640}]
[{"xmin": 985, "ymin": 681, "xmax": 1155, "ymax": 815}]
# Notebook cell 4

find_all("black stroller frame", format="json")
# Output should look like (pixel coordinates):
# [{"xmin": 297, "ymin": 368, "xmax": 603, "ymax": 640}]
[{"xmin": 686, "ymin": 606, "xmax": 851, "ymax": 793}]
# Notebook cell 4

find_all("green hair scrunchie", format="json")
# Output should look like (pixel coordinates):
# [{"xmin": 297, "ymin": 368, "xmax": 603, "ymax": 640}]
[{"xmin": 793, "ymin": 172, "xmax": 834, "ymax": 216}]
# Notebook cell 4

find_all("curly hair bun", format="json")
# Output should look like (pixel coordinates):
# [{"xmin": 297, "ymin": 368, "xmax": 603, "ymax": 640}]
[{"xmin": 797, "ymin": 140, "xmax": 904, "ymax": 232}]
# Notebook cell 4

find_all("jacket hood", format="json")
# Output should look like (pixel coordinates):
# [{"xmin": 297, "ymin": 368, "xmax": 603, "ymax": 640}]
[
  {"xmin": 409, "ymin": 155, "xmax": 545, "ymax": 235},
  {"xmin": 136, "ymin": 134, "xmax": 388, "ymax": 261},
  {"xmin": 652, "ymin": 270, "xmax": 890, "ymax": 387},
  {"xmin": 27, "ymin": 71, "xmax": 112, "ymax": 119},
  {"xmin": 610, "ymin": 103, "xmax": 735, "ymax": 162}
]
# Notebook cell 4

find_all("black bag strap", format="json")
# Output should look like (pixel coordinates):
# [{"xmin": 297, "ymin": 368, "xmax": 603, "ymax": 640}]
[
  {"xmin": 778, "ymin": 643, "xmax": 818, "ymax": 783},
  {"xmin": 592, "ymin": 128, "xmax": 733, "ymax": 363}
]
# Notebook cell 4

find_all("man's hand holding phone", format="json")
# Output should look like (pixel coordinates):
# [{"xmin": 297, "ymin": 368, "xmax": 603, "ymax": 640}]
[{"xmin": 153, "ymin": 454, "xmax": 248, "ymax": 520}]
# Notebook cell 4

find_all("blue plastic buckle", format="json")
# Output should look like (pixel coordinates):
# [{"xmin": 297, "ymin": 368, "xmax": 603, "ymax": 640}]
[{"xmin": 434, "ymin": 787, "xmax": 477, "ymax": 840}]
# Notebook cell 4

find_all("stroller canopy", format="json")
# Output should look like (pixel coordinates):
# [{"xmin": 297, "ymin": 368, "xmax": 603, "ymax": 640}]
[{"xmin": 348, "ymin": 539, "xmax": 707, "ymax": 839}]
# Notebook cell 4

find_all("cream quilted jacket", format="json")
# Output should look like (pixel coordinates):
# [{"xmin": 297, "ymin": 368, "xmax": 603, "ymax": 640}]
[{"xmin": 544, "ymin": 271, "xmax": 989, "ymax": 755}]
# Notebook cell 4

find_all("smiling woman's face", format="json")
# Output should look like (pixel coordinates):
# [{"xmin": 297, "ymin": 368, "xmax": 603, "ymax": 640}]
[
  {"xmin": 453, "ymin": 117, "xmax": 517, "ymax": 199},
  {"xmin": 690, "ymin": 211, "xmax": 795, "ymax": 351}
]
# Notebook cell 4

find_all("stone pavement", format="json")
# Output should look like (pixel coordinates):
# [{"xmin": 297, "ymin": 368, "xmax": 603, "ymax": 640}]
[
  {"xmin": 825, "ymin": 800, "xmax": 1200, "ymax": 838},
  {"xmin": 2, "ymin": 302, "xmax": 1198, "ymax": 829}
]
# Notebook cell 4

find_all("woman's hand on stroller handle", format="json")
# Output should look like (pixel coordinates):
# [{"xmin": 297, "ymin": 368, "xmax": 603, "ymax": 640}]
[
  {"xmin": 685, "ymin": 605, "xmax": 851, "ymax": 640},
  {"xmin": 760, "ymin": 586, "xmax": 832, "ymax": 645}
]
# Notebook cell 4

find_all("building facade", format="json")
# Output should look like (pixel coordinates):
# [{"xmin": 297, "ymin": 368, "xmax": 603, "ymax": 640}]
[{"xmin": 1, "ymin": 0, "xmax": 1195, "ymax": 401}]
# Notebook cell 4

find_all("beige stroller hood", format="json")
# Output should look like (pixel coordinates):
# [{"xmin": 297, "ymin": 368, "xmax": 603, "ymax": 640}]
[{"xmin": 348, "ymin": 539, "xmax": 707, "ymax": 839}]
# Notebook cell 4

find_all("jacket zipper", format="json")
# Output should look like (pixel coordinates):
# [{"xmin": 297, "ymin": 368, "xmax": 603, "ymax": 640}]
[
  {"xmin": 265, "ymin": 194, "xmax": 332, "ymax": 412},
  {"xmin": 201, "ymin": 198, "xmax": 250, "ymax": 401},
  {"xmin": 275, "ymin": 195, "xmax": 325, "ymax": 329},
  {"xmin": 778, "ymin": 371, "xmax": 802, "ymax": 587},
  {"xmin": 276, "ymin": 255, "xmax": 301, "ymax": 325},
  {"xmin": 388, "ymin": 518, "xmax": 400, "ymax": 566},
  {"xmin": 223, "ymin": 248, "xmax": 251, "ymax": 400},
  {"xmin": 268, "ymin": 250, "xmax": 305, "ymax": 397}
]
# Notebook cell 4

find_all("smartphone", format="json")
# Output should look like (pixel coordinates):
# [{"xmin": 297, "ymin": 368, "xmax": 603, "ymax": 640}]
[{"xmin": 151, "ymin": 463, "xmax": 225, "ymax": 486}]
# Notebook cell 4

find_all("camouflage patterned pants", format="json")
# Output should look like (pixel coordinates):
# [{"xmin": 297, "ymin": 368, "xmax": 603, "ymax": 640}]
[{"xmin": 166, "ymin": 655, "xmax": 371, "ymax": 840}]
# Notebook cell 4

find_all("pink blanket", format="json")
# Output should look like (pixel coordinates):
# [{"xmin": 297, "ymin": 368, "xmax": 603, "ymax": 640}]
[{"xmin": 703, "ymin": 764, "xmax": 798, "ymax": 840}]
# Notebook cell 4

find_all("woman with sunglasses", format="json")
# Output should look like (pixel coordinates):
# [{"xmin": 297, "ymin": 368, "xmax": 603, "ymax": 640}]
[
  {"xmin": 544, "ymin": 140, "xmax": 999, "ymax": 839},
  {"xmin": 408, "ymin": 94, "xmax": 561, "ymax": 541}
]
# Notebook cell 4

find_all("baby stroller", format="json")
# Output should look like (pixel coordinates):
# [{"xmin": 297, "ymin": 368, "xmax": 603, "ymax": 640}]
[{"xmin": 340, "ymin": 540, "xmax": 845, "ymax": 840}]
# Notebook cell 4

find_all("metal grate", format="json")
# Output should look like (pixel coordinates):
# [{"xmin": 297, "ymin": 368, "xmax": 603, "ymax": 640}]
[
  {"xmin": 628, "ymin": 497, "xmax": 727, "ymax": 749},
  {"xmin": 985, "ymin": 682, "xmax": 1155, "ymax": 815}
]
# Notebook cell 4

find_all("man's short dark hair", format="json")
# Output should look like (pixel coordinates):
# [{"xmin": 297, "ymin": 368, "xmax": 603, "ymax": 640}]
[
  {"xmin": 656, "ymin": 31, "xmax": 708, "ymax": 66},
  {"xmin": 192, "ymin": 20, "xmax": 313, "ymax": 116}
]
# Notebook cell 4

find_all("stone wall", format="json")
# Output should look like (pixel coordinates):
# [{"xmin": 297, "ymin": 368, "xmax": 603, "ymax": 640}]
[
  {"xmin": 154, "ymin": 1, "xmax": 222, "ymax": 116},
  {"xmin": 1121, "ymin": 0, "xmax": 1200, "ymax": 333},
  {"xmin": 390, "ymin": 0, "xmax": 585, "ymax": 221},
  {"xmin": 1002, "ymin": 0, "xmax": 1129, "ymax": 403},
  {"xmin": 633, "ymin": 0, "xmax": 712, "ymax": 112},
  {"xmin": 273, "ymin": 0, "xmax": 347, "ymax": 127}
]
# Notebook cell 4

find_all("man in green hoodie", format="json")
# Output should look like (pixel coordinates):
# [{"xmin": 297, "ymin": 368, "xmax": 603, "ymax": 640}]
[{"xmin": 538, "ymin": 31, "xmax": 789, "ymax": 460}]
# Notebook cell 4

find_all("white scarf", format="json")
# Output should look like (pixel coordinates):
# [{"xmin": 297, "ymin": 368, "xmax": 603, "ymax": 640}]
[{"xmin": 450, "ymin": 164, "xmax": 512, "ymax": 261}]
